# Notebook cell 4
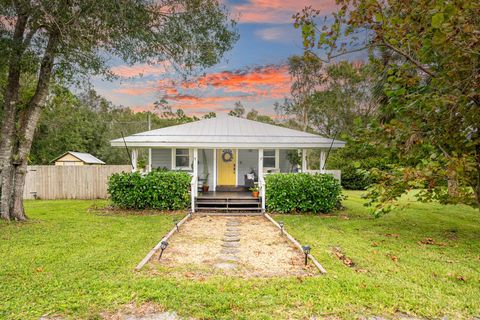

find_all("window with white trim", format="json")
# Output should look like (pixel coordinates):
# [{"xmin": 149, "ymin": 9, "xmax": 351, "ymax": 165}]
[
  {"xmin": 263, "ymin": 149, "xmax": 276, "ymax": 169},
  {"xmin": 175, "ymin": 148, "xmax": 190, "ymax": 169}
]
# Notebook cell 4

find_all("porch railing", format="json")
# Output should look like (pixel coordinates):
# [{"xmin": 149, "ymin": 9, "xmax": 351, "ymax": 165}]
[
  {"xmin": 259, "ymin": 174, "xmax": 266, "ymax": 212},
  {"xmin": 190, "ymin": 175, "xmax": 197, "ymax": 212}
]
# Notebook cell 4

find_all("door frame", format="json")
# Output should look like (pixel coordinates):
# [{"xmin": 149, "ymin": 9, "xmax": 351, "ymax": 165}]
[{"xmin": 215, "ymin": 148, "xmax": 238, "ymax": 186}]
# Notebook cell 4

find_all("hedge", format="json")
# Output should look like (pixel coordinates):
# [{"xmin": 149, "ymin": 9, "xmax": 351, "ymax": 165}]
[
  {"xmin": 265, "ymin": 173, "xmax": 342, "ymax": 214},
  {"xmin": 107, "ymin": 170, "xmax": 191, "ymax": 210}
]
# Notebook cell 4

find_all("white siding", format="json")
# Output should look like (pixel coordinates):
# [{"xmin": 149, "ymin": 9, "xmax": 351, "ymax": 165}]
[
  {"xmin": 238, "ymin": 149, "xmax": 259, "ymax": 185},
  {"xmin": 198, "ymin": 149, "xmax": 214, "ymax": 186},
  {"xmin": 151, "ymin": 148, "xmax": 171, "ymax": 169}
]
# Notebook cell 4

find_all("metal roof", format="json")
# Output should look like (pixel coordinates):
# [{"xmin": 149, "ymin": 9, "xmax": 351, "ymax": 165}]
[
  {"xmin": 111, "ymin": 115, "xmax": 346, "ymax": 149},
  {"xmin": 52, "ymin": 151, "xmax": 106, "ymax": 164}
]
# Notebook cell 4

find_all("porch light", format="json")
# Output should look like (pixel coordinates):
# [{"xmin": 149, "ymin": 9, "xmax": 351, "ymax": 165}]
[
  {"xmin": 302, "ymin": 245, "xmax": 311, "ymax": 265},
  {"xmin": 158, "ymin": 241, "xmax": 169, "ymax": 260}
]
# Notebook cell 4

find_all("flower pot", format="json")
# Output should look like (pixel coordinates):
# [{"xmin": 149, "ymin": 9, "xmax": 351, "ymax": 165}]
[
  {"xmin": 252, "ymin": 191, "xmax": 259, "ymax": 197},
  {"xmin": 202, "ymin": 185, "xmax": 209, "ymax": 192}
]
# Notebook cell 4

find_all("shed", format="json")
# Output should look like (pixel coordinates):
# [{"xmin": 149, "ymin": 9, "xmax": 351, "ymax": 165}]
[{"xmin": 51, "ymin": 151, "xmax": 105, "ymax": 166}]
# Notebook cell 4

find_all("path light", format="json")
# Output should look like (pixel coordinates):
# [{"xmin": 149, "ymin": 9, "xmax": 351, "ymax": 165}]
[
  {"xmin": 302, "ymin": 245, "xmax": 311, "ymax": 266},
  {"xmin": 173, "ymin": 218, "xmax": 179, "ymax": 231},
  {"xmin": 279, "ymin": 221, "xmax": 284, "ymax": 234},
  {"xmin": 158, "ymin": 241, "xmax": 169, "ymax": 260}
]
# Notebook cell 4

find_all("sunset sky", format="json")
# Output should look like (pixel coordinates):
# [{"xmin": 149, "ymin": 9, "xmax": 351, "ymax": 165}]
[{"xmin": 92, "ymin": 0, "xmax": 341, "ymax": 117}]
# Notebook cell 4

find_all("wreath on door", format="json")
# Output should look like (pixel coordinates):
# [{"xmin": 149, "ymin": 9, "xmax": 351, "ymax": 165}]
[{"xmin": 221, "ymin": 149, "xmax": 234, "ymax": 162}]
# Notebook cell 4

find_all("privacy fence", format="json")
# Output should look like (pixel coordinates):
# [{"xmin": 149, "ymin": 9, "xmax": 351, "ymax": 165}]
[{"xmin": 23, "ymin": 165, "xmax": 131, "ymax": 200}]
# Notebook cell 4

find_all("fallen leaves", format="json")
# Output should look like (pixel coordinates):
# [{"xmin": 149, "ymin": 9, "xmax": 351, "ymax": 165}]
[
  {"xmin": 385, "ymin": 233, "xmax": 400, "ymax": 238},
  {"xmin": 386, "ymin": 253, "xmax": 398, "ymax": 263},
  {"xmin": 418, "ymin": 237, "xmax": 447, "ymax": 246},
  {"xmin": 331, "ymin": 247, "xmax": 355, "ymax": 267}
]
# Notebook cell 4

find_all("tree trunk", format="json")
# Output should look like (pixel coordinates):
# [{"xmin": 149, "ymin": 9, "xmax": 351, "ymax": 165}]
[
  {"xmin": 0, "ymin": 13, "xmax": 28, "ymax": 221},
  {"xmin": 475, "ymin": 144, "xmax": 480, "ymax": 210},
  {"xmin": 1, "ymin": 30, "xmax": 58, "ymax": 221}
]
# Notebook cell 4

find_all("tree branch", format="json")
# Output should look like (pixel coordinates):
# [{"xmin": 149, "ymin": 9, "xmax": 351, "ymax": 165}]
[{"xmin": 381, "ymin": 40, "xmax": 436, "ymax": 78}]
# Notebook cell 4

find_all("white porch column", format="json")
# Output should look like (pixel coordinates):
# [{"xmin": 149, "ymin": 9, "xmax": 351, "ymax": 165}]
[
  {"xmin": 302, "ymin": 148, "xmax": 307, "ymax": 172},
  {"xmin": 193, "ymin": 148, "xmax": 198, "ymax": 196},
  {"xmin": 148, "ymin": 148, "xmax": 152, "ymax": 172},
  {"xmin": 320, "ymin": 149, "xmax": 326, "ymax": 173},
  {"xmin": 131, "ymin": 148, "xmax": 138, "ymax": 172},
  {"xmin": 258, "ymin": 148, "xmax": 264, "ymax": 178},
  {"xmin": 213, "ymin": 148, "xmax": 217, "ymax": 191}
]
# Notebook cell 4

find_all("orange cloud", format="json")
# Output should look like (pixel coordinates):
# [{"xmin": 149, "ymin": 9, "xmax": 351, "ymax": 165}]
[{"xmin": 231, "ymin": 0, "xmax": 337, "ymax": 24}]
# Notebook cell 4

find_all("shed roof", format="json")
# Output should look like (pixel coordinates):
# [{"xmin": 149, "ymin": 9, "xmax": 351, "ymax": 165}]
[
  {"xmin": 52, "ymin": 151, "xmax": 106, "ymax": 164},
  {"xmin": 111, "ymin": 115, "xmax": 345, "ymax": 149}
]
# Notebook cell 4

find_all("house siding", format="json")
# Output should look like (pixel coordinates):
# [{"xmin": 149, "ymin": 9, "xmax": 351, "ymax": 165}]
[
  {"xmin": 238, "ymin": 149, "xmax": 259, "ymax": 185},
  {"xmin": 151, "ymin": 148, "xmax": 172, "ymax": 169}
]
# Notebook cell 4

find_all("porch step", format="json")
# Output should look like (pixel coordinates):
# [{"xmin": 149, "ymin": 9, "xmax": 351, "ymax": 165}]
[{"xmin": 194, "ymin": 193, "xmax": 262, "ymax": 214}]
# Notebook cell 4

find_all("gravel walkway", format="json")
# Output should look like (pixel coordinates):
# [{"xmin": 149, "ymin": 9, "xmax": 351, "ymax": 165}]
[{"xmin": 151, "ymin": 216, "xmax": 316, "ymax": 277}]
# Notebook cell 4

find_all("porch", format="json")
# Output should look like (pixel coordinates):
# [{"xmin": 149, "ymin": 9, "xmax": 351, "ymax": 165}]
[{"xmin": 111, "ymin": 115, "xmax": 345, "ymax": 213}]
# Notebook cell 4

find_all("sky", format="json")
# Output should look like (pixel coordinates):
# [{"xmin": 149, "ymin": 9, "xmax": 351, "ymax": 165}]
[{"xmin": 92, "ymin": 0, "xmax": 340, "ymax": 117}]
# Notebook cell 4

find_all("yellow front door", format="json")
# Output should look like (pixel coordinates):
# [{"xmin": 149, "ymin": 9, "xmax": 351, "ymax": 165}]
[{"xmin": 217, "ymin": 149, "xmax": 236, "ymax": 185}]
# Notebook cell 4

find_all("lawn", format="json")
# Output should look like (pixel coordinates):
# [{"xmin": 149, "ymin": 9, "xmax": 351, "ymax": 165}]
[{"xmin": 1, "ymin": 192, "xmax": 479, "ymax": 319}]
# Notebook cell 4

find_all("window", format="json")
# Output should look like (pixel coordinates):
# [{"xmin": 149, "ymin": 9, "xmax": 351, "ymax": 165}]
[
  {"xmin": 263, "ymin": 149, "xmax": 276, "ymax": 168},
  {"xmin": 175, "ymin": 148, "xmax": 190, "ymax": 168}
]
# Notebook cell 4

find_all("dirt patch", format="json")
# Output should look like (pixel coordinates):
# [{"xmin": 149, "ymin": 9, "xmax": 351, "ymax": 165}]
[
  {"xmin": 149, "ymin": 216, "xmax": 317, "ymax": 278},
  {"xmin": 101, "ymin": 302, "xmax": 187, "ymax": 320}
]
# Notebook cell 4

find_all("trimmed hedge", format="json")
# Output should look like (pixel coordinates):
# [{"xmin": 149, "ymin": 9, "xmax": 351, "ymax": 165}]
[
  {"xmin": 265, "ymin": 173, "xmax": 342, "ymax": 214},
  {"xmin": 108, "ymin": 170, "xmax": 191, "ymax": 210}
]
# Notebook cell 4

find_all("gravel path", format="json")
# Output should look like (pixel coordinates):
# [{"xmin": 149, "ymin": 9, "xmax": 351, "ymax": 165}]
[{"xmin": 151, "ymin": 216, "xmax": 316, "ymax": 277}]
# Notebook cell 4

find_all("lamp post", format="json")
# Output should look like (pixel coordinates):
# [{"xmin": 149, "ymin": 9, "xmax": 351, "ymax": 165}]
[
  {"xmin": 158, "ymin": 241, "xmax": 169, "ymax": 260},
  {"xmin": 302, "ymin": 245, "xmax": 311, "ymax": 265}
]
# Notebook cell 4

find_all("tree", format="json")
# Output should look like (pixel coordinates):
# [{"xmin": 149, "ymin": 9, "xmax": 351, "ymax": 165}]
[
  {"xmin": 228, "ymin": 101, "xmax": 246, "ymax": 117},
  {"xmin": 284, "ymin": 53, "xmax": 325, "ymax": 131},
  {"xmin": 0, "ymin": 0, "xmax": 238, "ymax": 221},
  {"xmin": 294, "ymin": 1, "xmax": 480, "ymax": 211}
]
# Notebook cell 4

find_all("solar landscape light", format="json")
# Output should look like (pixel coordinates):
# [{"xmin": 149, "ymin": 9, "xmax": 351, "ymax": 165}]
[
  {"xmin": 158, "ymin": 240, "xmax": 169, "ymax": 260},
  {"xmin": 279, "ymin": 221, "xmax": 284, "ymax": 234},
  {"xmin": 302, "ymin": 245, "xmax": 311, "ymax": 265},
  {"xmin": 173, "ymin": 218, "xmax": 179, "ymax": 231}
]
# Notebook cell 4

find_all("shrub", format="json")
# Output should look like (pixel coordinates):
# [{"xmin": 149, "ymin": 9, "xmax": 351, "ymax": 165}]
[
  {"xmin": 341, "ymin": 165, "xmax": 373, "ymax": 190},
  {"xmin": 108, "ymin": 170, "xmax": 191, "ymax": 210},
  {"xmin": 265, "ymin": 173, "xmax": 342, "ymax": 214}
]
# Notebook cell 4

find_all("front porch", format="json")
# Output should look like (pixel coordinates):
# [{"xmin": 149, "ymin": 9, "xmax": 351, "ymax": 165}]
[{"xmin": 111, "ymin": 115, "xmax": 345, "ymax": 213}]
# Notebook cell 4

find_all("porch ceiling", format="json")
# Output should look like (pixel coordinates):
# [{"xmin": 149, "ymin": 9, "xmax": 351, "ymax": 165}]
[{"xmin": 111, "ymin": 115, "xmax": 345, "ymax": 149}]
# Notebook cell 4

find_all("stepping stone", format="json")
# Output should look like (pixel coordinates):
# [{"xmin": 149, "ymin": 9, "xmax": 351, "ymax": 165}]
[
  {"xmin": 214, "ymin": 262, "xmax": 237, "ymax": 270},
  {"xmin": 218, "ymin": 254, "xmax": 240, "ymax": 262},
  {"xmin": 221, "ymin": 248, "xmax": 240, "ymax": 254},
  {"xmin": 222, "ymin": 237, "xmax": 240, "ymax": 242},
  {"xmin": 224, "ymin": 232, "xmax": 240, "ymax": 237},
  {"xmin": 221, "ymin": 242, "xmax": 240, "ymax": 248},
  {"xmin": 226, "ymin": 228, "xmax": 240, "ymax": 232}
]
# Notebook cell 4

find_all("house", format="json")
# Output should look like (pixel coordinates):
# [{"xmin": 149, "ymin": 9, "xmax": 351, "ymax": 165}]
[
  {"xmin": 52, "ymin": 151, "xmax": 106, "ymax": 166},
  {"xmin": 111, "ymin": 115, "xmax": 345, "ymax": 212}
]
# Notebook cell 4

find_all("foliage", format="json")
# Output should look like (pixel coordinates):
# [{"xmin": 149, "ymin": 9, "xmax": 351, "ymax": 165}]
[
  {"xmin": 265, "ymin": 173, "xmax": 342, "ymax": 213},
  {"xmin": 295, "ymin": 1, "xmax": 480, "ymax": 212},
  {"xmin": 30, "ymin": 87, "xmax": 189, "ymax": 165},
  {"xmin": 0, "ymin": 0, "xmax": 238, "ymax": 220},
  {"xmin": 1, "ymin": 194, "xmax": 479, "ymax": 318},
  {"xmin": 108, "ymin": 171, "xmax": 191, "ymax": 210}
]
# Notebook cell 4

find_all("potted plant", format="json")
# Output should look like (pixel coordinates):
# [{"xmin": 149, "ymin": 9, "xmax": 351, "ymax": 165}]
[
  {"xmin": 250, "ymin": 185, "xmax": 259, "ymax": 197},
  {"xmin": 202, "ymin": 183, "xmax": 209, "ymax": 192}
]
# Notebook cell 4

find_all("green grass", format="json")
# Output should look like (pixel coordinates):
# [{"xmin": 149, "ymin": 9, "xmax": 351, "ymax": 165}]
[{"xmin": 1, "ymin": 192, "xmax": 479, "ymax": 319}]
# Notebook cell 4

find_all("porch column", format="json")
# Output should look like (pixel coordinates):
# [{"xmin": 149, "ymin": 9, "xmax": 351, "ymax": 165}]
[
  {"xmin": 131, "ymin": 148, "xmax": 138, "ymax": 172},
  {"xmin": 148, "ymin": 148, "xmax": 152, "ymax": 172},
  {"xmin": 193, "ymin": 148, "xmax": 198, "ymax": 196},
  {"xmin": 213, "ymin": 148, "xmax": 217, "ymax": 191},
  {"xmin": 320, "ymin": 149, "xmax": 326, "ymax": 173},
  {"xmin": 302, "ymin": 148, "xmax": 307, "ymax": 172},
  {"xmin": 258, "ymin": 148, "xmax": 263, "ymax": 178}
]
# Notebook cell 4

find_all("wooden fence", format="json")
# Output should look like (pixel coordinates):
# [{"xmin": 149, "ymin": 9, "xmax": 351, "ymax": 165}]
[{"xmin": 23, "ymin": 165, "xmax": 131, "ymax": 200}]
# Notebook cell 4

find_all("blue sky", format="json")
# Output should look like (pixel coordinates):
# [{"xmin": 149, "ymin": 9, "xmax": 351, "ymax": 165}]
[{"xmin": 92, "ymin": 0, "xmax": 339, "ymax": 117}]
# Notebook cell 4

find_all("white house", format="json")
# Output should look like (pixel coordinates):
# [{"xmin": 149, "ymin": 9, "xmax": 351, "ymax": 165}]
[{"xmin": 111, "ymin": 115, "xmax": 345, "ymax": 212}]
